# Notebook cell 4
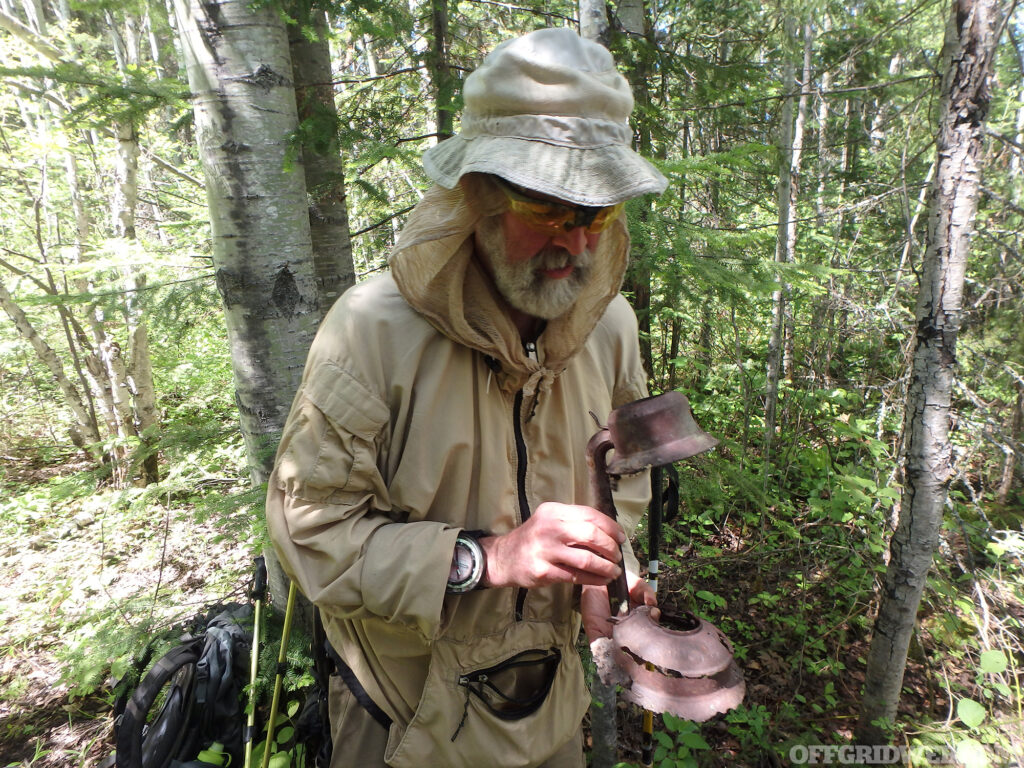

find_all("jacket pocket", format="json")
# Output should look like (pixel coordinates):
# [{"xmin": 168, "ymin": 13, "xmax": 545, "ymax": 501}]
[
  {"xmin": 454, "ymin": 647, "xmax": 560, "ymax": 727},
  {"xmin": 384, "ymin": 622, "xmax": 589, "ymax": 768}
]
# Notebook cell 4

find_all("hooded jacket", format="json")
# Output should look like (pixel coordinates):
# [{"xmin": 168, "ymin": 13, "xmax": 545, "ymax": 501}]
[{"xmin": 266, "ymin": 182, "xmax": 650, "ymax": 768}]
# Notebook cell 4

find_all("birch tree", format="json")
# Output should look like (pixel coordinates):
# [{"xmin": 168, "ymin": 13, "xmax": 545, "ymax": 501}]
[
  {"xmin": 857, "ymin": 0, "xmax": 1002, "ymax": 744},
  {"xmin": 173, "ymin": 0, "xmax": 320, "ymax": 484}
]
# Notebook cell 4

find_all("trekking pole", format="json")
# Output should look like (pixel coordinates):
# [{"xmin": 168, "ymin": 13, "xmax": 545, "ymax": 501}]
[
  {"xmin": 640, "ymin": 466, "xmax": 663, "ymax": 768},
  {"xmin": 244, "ymin": 557, "xmax": 268, "ymax": 768},
  {"xmin": 261, "ymin": 580, "xmax": 299, "ymax": 768}
]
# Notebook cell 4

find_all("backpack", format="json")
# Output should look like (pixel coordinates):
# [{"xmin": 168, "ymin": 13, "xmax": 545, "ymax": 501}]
[{"xmin": 114, "ymin": 603, "xmax": 253, "ymax": 768}]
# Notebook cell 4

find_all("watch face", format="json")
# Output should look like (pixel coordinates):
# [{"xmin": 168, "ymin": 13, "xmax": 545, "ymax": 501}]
[{"xmin": 450, "ymin": 542, "xmax": 475, "ymax": 583}]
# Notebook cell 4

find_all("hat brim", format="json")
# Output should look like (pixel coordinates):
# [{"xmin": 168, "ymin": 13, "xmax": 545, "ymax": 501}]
[{"xmin": 422, "ymin": 135, "xmax": 668, "ymax": 207}]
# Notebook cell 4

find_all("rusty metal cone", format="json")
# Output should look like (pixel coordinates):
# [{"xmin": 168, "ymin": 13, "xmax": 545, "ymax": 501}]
[{"xmin": 610, "ymin": 607, "xmax": 745, "ymax": 722}]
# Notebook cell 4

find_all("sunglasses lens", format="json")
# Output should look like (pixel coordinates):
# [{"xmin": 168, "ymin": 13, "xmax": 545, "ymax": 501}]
[
  {"xmin": 499, "ymin": 180, "xmax": 622, "ymax": 236},
  {"xmin": 586, "ymin": 203, "xmax": 623, "ymax": 233}
]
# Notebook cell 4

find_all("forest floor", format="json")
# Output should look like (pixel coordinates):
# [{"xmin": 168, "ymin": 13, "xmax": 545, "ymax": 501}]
[{"xmin": 1, "ymin": 455, "xmax": 1021, "ymax": 767}]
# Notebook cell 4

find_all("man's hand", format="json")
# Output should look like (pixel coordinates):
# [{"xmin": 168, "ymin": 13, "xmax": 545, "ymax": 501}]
[
  {"xmin": 581, "ymin": 572, "xmax": 659, "ymax": 643},
  {"xmin": 479, "ymin": 502, "xmax": 625, "ymax": 589}
]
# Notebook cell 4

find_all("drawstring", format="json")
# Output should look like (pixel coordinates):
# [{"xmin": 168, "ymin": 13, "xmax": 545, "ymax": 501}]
[{"xmin": 483, "ymin": 355, "xmax": 501, "ymax": 395}]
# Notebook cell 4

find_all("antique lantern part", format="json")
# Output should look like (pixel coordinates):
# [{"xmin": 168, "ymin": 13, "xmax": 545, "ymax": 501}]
[
  {"xmin": 611, "ymin": 606, "xmax": 736, "ymax": 678},
  {"xmin": 606, "ymin": 391, "xmax": 719, "ymax": 475},
  {"xmin": 610, "ymin": 606, "xmax": 746, "ymax": 721}
]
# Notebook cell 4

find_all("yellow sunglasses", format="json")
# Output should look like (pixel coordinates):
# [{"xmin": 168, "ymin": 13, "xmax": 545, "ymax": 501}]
[{"xmin": 493, "ymin": 178, "xmax": 624, "ymax": 236}]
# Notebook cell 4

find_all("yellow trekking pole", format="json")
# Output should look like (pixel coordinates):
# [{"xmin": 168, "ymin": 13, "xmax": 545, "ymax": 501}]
[
  {"xmin": 243, "ymin": 558, "xmax": 268, "ymax": 768},
  {"xmin": 261, "ymin": 580, "xmax": 299, "ymax": 768}
]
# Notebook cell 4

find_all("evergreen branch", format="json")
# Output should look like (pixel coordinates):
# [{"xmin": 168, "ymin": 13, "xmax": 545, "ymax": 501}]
[
  {"xmin": 331, "ymin": 66, "xmax": 426, "ymax": 85},
  {"xmin": 394, "ymin": 133, "xmax": 443, "ymax": 145},
  {"xmin": 460, "ymin": 0, "xmax": 577, "ymax": 24},
  {"xmin": 350, "ymin": 204, "xmax": 417, "ymax": 237},
  {"xmin": 674, "ymin": 75, "xmax": 933, "ymax": 114}
]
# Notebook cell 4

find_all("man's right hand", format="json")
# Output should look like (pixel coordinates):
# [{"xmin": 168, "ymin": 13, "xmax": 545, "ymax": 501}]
[{"xmin": 479, "ymin": 502, "xmax": 625, "ymax": 589}]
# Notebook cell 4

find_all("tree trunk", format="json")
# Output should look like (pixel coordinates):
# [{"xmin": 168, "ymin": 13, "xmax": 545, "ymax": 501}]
[
  {"xmin": 579, "ymin": 0, "xmax": 610, "ymax": 48},
  {"xmin": 427, "ymin": 0, "xmax": 453, "ymax": 141},
  {"xmin": 0, "ymin": 277, "xmax": 102, "ymax": 450},
  {"xmin": 173, "ymin": 0, "xmax": 319, "ymax": 485},
  {"xmin": 856, "ymin": 0, "xmax": 1000, "ymax": 744},
  {"xmin": 764, "ymin": 13, "xmax": 800, "ymax": 478},
  {"xmin": 108, "ymin": 9, "xmax": 161, "ymax": 484},
  {"xmin": 616, "ymin": 0, "xmax": 655, "ymax": 380},
  {"xmin": 288, "ymin": 8, "xmax": 356, "ymax": 316}
]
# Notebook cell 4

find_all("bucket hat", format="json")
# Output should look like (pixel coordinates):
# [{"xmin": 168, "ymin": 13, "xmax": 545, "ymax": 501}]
[{"xmin": 421, "ymin": 28, "xmax": 668, "ymax": 207}]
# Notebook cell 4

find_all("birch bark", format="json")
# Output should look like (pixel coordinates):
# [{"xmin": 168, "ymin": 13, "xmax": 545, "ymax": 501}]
[
  {"xmin": 173, "ymin": 0, "xmax": 319, "ymax": 485},
  {"xmin": 857, "ymin": 0, "xmax": 1001, "ymax": 743}
]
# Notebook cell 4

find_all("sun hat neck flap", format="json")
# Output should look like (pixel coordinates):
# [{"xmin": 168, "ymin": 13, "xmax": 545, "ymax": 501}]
[{"xmin": 422, "ymin": 27, "xmax": 667, "ymax": 207}]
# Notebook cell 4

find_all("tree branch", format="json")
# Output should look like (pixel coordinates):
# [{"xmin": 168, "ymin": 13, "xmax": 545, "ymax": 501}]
[
  {"xmin": 0, "ymin": 9, "xmax": 64, "ymax": 62},
  {"xmin": 350, "ymin": 204, "xmax": 416, "ymax": 237}
]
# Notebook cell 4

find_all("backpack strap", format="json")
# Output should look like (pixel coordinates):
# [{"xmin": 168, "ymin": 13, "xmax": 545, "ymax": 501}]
[
  {"xmin": 323, "ymin": 640, "xmax": 393, "ymax": 731},
  {"xmin": 116, "ymin": 637, "xmax": 204, "ymax": 768}
]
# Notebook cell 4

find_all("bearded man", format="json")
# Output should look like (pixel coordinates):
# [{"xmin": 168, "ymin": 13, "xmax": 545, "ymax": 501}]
[{"xmin": 266, "ymin": 27, "xmax": 667, "ymax": 768}]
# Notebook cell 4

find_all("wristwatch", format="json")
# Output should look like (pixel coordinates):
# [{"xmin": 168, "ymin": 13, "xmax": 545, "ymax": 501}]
[{"xmin": 446, "ymin": 531, "xmax": 487, "ymax": 594}]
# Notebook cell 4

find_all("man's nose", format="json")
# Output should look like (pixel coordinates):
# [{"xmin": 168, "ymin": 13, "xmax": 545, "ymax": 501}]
[{"xmin": 552, "ymin": 225, "xmax": 589, "ymax": 255}]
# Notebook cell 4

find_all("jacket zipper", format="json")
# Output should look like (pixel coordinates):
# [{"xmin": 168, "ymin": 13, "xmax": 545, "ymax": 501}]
[{"xmin": 513, "ymin": 341, "xmax": 537, "ymax": 621}]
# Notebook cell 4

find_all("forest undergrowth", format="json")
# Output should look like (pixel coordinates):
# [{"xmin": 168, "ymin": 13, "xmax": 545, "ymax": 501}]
[{"xmin": 1, "ymin": 431, "xmax": 1021, "ymax": 767}]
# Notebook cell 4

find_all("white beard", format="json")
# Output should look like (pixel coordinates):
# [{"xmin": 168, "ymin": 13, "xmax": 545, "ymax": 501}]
[{"xmin": 475, "ymin": 217, "xmax": 593, "ymax": 320}]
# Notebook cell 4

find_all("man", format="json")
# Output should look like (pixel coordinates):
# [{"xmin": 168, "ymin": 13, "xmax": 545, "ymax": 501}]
[{"xmin": 266, "ymin": 27, "xmax": 667, "ymax": 768}]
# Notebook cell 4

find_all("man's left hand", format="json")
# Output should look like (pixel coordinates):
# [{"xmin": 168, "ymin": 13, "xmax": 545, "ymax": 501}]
[{"xmin": 580, "ymin": 571, "xmax": 658, "ymax": 643}]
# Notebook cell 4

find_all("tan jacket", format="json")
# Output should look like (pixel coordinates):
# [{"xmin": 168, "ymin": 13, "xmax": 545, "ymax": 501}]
[{"xmin": 266, "ymin": 184, "xmax": 649, "ymax": 768}]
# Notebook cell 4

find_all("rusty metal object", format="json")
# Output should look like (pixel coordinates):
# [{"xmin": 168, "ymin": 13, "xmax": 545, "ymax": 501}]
[
  {"xmin": 587, "ymin": 392, "xmax": 744, "ymax": 720},
  {"xmin": 610, "ymin": 607, "xmax": 745, "ymax": 721},
  {"xmin": 586, "ymin": 429, "xmax": 630, "ymax": 615},
  {"xmin": 607, "ymin": 392, "xmax": 719, "ymax": 476}
]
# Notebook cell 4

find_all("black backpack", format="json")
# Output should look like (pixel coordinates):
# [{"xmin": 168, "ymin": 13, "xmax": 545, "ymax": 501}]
[{"xmin": 114, "ymin": 604, "xmax": 253, "ymax": 768}]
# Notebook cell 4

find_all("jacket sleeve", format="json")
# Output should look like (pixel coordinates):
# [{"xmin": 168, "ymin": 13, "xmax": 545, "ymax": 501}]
[{"xmin": 265, "ymin": 360, "xmax": 460, "ymax": 643}]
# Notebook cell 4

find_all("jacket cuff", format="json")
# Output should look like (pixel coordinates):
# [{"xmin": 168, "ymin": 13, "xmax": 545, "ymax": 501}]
[{"xmin": 361, "ymin": 522, "xmax": 462, "ymax": 641}]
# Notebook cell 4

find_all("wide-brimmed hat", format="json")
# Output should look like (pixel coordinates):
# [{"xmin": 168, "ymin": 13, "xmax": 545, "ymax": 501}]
[{"xmin": 422, "ymin": 28, "xmax": 667, "ymax": 207}]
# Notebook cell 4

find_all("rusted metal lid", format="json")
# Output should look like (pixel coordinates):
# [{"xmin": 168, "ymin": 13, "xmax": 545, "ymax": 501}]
[{"xmin": 606, "ymin": 392, "xmax": 718, "ymax": 475}]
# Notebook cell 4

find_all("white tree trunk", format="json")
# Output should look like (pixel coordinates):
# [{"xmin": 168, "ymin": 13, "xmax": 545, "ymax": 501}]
[
  {"xmin": 857, "ymin": 0, "xmax": 1000, "ymax": 744},
  {"xmin": 0, "ymin": 277, "xmax": 102, "ymax": 449},
  {"xmin": 173, "ymin": 0, "xmax": 319, "ymax": 484}
]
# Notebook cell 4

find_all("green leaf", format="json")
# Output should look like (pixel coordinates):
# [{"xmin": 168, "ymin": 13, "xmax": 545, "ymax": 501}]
[
  {"xmin": 979, "ymin": 649, "xmax": 1007, "ymax": 674},
  {"xmin": 680, "ymin": 732, "xmax": 710, "ymax": 750},
  {"xmin": 956, "ymin": 698, "xmax": 986, "ymax": 729},
  {"xmin": 954, "ymin": 737, "xmax": 989, "ymax": 768}
]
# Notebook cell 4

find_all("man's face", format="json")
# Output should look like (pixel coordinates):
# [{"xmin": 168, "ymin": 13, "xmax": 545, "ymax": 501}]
[{"xmin": 474, "ymin": 189, "xmax": 605, "ymax": 321}]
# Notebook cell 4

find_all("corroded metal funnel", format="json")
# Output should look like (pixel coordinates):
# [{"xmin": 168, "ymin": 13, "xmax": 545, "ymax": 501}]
[{"xmin": 587, "ymin": 392, "xmax": 744, "ymax": 721}]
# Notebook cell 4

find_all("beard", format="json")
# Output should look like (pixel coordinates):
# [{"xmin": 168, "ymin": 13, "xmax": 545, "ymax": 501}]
[{"xmin": 475, "ymin": 217, "xmax": 593, "ymax": 320}]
